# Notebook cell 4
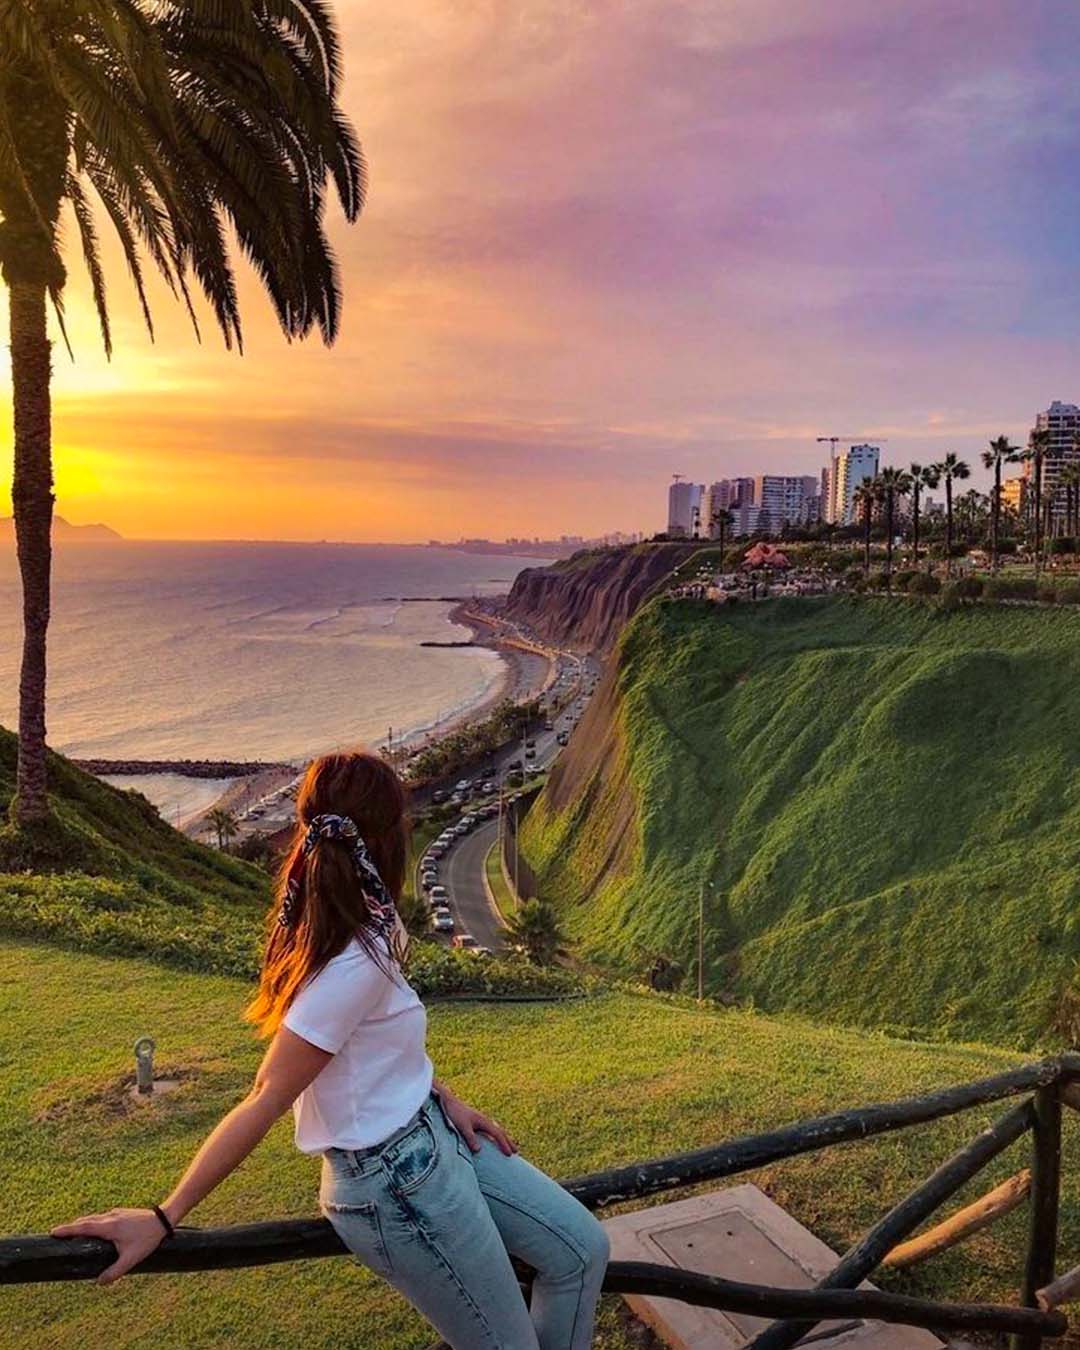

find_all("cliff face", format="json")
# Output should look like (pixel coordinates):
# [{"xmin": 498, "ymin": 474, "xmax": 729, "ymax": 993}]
[
  {"xmin": 521, "ymin": 594, "xmax": 1080, "ymax": 1050},
  {"xmin": 503, "ymin": 543, "xmax": 696, "ymax": 652}
]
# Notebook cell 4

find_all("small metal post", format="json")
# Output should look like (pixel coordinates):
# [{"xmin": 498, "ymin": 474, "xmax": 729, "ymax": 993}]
[
  {"xmin": 1011, "ymin": 1085, "xmax": 1062, "ymax": 1350},
  {"xmin": 134, "ymin": 1036, "xmax": 155, "ymax": 1096}
]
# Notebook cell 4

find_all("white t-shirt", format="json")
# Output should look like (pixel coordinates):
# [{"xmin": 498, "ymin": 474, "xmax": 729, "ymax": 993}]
[{"xmin": 282, "ymin": 936, "xmax": 434, "ymax": 1154}]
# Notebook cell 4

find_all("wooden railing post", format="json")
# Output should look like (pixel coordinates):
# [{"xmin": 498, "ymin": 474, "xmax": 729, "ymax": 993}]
[{"xmin": 1011, "ymin": 1085, "xmax": 1063, "ymax": 1350}]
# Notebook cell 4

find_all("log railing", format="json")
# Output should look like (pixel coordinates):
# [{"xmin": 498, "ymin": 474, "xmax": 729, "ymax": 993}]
[{"xmin": 4, "ymin": 1053, "xmax": 1080, "ymax": 1346}]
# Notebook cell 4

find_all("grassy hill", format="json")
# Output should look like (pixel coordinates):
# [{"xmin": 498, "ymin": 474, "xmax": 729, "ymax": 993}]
[
  {"xmin": 522, "ymin": 594, "xmax": 1080, "ymax": 1049},
  {"xmin": 0, "ymin": 729, "xmax": 271, "ymax": 974},
  {"xmin": 4, "ymin": 937, "xmax": 1078, "ymax": 1348}
]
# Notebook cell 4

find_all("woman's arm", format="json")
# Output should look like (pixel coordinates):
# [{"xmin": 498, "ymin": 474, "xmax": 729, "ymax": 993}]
[
  {"xmin": 51, "ymin": 1028, "xmax": 331, "ymax": 1285},
  {"xmin": 432, "ymin": 1077, "xmax": 517, "ymax": 1156}
]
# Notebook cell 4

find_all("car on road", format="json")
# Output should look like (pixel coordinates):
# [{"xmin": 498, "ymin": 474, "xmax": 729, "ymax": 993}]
[
  {"xmin": 432, "ymin": 911, "xmax": 454, "ymax": 934},
  {"xmin": 525, "ymin": 738, "xmax": 536, "ymax": 749},
  {"xmin": 543, "ymin": 721, "xmax": 554, "ymax": 731},
  {"xmin": 452, "ymin": 934, "xmax": 480, "ymax": 951},
  {"xmin": 507, "ymin": 759, "xmax": 522, "ymax": 771},
  {"xmin": 525, "ymin": 748, "xmax": 536, "ymax": 760},
  {"xmin": 429, "ymin": 884, "xmax": 449, "ymax": 904},
  {"xmin": 556, "ymin": 731, "xmax": 569, "ymax": 745}
]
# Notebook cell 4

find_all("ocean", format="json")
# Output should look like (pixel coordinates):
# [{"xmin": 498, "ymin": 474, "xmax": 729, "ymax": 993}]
[{"xmin": 0, "ymin": 541, "xmax": 538, "ymax": 770}]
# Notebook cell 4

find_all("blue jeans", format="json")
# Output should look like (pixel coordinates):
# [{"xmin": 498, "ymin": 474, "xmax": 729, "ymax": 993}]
[{"xmin": 319, "ymin": 1093, "xmax": 609, "ymax": 1349}]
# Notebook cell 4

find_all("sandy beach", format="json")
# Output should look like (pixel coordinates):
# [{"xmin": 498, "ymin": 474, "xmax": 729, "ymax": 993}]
[{"xmin": 180, "ymin": 600, "xmax": 558, "ymax": 840}]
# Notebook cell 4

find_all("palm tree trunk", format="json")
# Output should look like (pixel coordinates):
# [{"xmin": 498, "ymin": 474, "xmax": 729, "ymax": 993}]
[
  {"xmin": 992, "ymin": 461, "xmax": 1001, "ymax": 572},
  {"xmin": 945, "ymin": 478, "xmax": 954, "ymax": 575},
  {"xmin": 1034, "ymin": 458, "xmax": 1043, "ymax": 577},
  {"xmin": 912, "ymin": 487, "xmax": 920, "ymax": 563},
  {"xmin": 9, "ymin": 281, "xmax": 54, "ymax": 824},
  {"xmin": 885, "ymin": 494, "xmax": 894, "ymax": 584}
]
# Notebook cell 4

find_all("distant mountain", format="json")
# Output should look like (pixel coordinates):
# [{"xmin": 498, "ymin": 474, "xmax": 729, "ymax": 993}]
[{"xmin": 0, "ymin": 516, "xmax": 122, "ymax": 543}]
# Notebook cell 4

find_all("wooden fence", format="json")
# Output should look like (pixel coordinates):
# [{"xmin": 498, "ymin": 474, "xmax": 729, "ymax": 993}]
[{"xmin": 4, "ymin": 1054, "xmax": 1080, "ymax": 1347}]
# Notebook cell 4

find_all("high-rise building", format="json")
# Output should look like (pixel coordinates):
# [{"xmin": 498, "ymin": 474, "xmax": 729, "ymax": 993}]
[
  {"xmin": 731, "ymin": 477, "xmax": 756, "ymax": 507},
  {"xmin": 667, "ymin": 479, "xmax": 703, "ymax": 538},
  {"xmin": 1029, "ymin": 401, "xmax": 1080, "ymax": 523},
  {"xmin": 1001, "ymin": 476, "xmax": 1027, "ymax": 518},
  {"xmin": 826, "ymin": 444, "xmax": 880, "ymax": 525},
  {"xmin": 754, "ymin": 475, "xmax": 820, "ymax": 530}
]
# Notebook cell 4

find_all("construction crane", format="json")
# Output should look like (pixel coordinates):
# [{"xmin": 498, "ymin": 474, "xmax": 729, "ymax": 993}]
[{"xmin": 816, "ymin": 436, "xmax": 889, "ymax": 454}]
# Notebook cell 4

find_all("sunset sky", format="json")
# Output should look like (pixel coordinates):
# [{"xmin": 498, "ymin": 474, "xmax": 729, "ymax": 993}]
[{"xmin": 4, "ymin": 0, "xmax": 1080, "ymax": 542}]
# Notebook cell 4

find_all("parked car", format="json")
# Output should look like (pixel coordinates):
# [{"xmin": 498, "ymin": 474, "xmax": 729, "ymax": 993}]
[
  {"xmin": 452, "ymin": 934, "xmax": 479, "ymax": 950},
  {"xmin": 525, "ymin": 738, "xmax": 536, "ymax": 749},
  {"xmin": 543, "ymin": 721, "xmax": 554, "ymax": 731},
  {"xmin": 481, "ymin": 781, "xmax": 496, "ymax": 794},
  {"xmin": 556, "ymin": 731, "xmax": 569, "ymax": 746},
  {"xmin": 421, "ymin": 874, "xmax": 438, "ymax": 892},
  {"xmin": 432, "ymin": 789, "xmax": 448, "ymax": 804},
  {"xmin": 524, "ymin": 748, "xmax": 536, "ymax": 760},
  {"xmin": 429, "ymin": 885, "xmax": 449, "ymax": 904},
  {"xmin": 433, "ymin": 912, "xmax": 454, "ymax": 934},
  {"xmin": 426, "ymin": 845, "xmax": 446, "ymax": 861},
  {"xmin": 455, "ymin": 780, "xmax": 471, "ymax": 792},
  {"xmin": 507, "ymin": 759, "xmax": 522, "ymax": 771}
]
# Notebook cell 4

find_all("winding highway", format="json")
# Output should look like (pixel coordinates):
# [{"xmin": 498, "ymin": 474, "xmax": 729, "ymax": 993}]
[
  {"xmin": 444, "ymin": 817, "xmax": 504, "ymax": 950},
  {"xmin": 424, "ymin": 649, "xmax": 602, "ymax": 950}
]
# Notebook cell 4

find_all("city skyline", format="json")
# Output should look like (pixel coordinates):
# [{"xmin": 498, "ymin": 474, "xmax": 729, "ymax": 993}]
[{"xmin": 4, "ymin": 1, "xmax": 1080, "ymax": 542}]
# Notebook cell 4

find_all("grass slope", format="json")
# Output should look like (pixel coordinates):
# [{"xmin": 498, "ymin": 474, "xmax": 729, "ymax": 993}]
[
  {"xmin": 0, "ymin": 729, "xmax": 270, "ymax": 974},
  {"xmin": 523, "ymin": 595, "xmax": 1080, "ymax": 1048},
  {"xmin": 4, "ymin": 938, "xmax": 1078, "ymax": 1348}
]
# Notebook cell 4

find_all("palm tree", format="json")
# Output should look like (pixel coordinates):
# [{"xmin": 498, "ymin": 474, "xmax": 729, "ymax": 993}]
[
  {"xmin": 876, "ymin": 467, "xmax": 912, "ymax": 584},
  {"xmin": 1021, "ymin": 428, "xmax": 1052, "ymax": 576},
  {"xmin": 207, "ymin": 807, "xmax": 239, "ymax": 852},
  {"xmin": 1059, "ymin": 463, "xmax": 1080, "ymax": 554},
  {"xmin": 981, "ymin": 437, "xmax": 1020, "ymax": 572},
  {"xmin": 710, "ymin": 507, "xmax": 734, "ymax": 554},
  {"xmin": 852, "ymin": 479, "xmax": 881, "ymax": 576},
  {"xmin": 932, "ymin": 454, "xmax": 971, "ymax": 573},
  {"xmin": 506, "ymin": 898, "xmax": 564, "ymax": 966},
  {"xmin": 0, "ymin": 2, "xmax": 364, "ymax": 824},
  {"xmin": 908, "ymin": 463, "xmax": 940, "ymax": 565}
]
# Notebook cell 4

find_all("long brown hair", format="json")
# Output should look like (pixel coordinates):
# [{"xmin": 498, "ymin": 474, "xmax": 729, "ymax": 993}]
[{"xmin": 245, "ymin": 750, "xmax": 409, "ymax": 1037}]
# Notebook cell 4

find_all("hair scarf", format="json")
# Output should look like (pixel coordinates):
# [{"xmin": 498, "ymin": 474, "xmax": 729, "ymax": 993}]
[{"xmin": 279, "ymin": 812, "xmax": 398, "ymax": 945}]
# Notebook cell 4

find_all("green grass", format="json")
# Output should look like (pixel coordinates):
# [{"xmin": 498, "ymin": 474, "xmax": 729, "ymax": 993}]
[
  {"xmin": 522, "ymin": 594, "xmax": 1080, "ymax": 1049},
  {"xmin": 0, "ymin": 729, "xmax": 270, "ymax": 976},
  {"xmin": 4, "ymin": 937, "xmax": 1079, "ymax": 1349},
  {"xmin": 484, "ymin": 838, "xmax": 517, "ymax": 920}
]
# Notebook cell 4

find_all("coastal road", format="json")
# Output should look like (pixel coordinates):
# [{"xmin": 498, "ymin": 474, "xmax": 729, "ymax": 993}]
[
  {"xmin": 444, "ymin": 817, "xmax": 506, "ymax": 951},
  {"xmin": 438, "ymin": 652, "xmax": 602, "ymax": 947}
]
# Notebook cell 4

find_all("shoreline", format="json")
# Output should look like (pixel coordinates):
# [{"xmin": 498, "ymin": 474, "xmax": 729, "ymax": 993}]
[{"xmin": 177, "ymin": 599, "xmax": 557, "ymax": 840}]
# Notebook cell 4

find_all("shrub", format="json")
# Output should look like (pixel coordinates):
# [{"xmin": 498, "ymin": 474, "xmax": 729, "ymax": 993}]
[
  {"xmin": 1051, "ymin": 537, "xmax": 1077, "ymax": 555},
  {"xmin": 867, "ymin": 571, "xmax": 891, "ymax": 591},
  {"xmin": 892, "ymin": 570, "xmax": 917, "ymax": 592},
  {"xmin": 907, "ymin": 573, "xmax": 941, "ymax": 596},
  {"xmin": 1038, "ymin": 583, "xmax": 1059, "ymax": 605},
  {"xmin": 952, "ymin": 576, "xmax": 984, "ymax": 600},
  {"xmin": 983, "ymin": 576, "xmax": 1037, "ymax": 602},
  {"xmin": 1057, "ymin": 581, "xmax": 1080, "ymax": 605},
  {"xmin": 938, "ymin": 581, "xmax": 967, "ymax": 611}
]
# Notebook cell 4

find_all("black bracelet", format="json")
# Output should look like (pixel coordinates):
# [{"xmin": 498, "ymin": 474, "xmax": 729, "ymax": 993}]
[{"xmin": 151, "ymin": 1204, "xmax": 175, "ymax": 1240}]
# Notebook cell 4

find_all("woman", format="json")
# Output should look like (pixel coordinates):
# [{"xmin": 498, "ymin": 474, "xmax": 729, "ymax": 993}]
[{"xmin": 53, "ymin": 751, "xmax": 609, "ymax": 1349}]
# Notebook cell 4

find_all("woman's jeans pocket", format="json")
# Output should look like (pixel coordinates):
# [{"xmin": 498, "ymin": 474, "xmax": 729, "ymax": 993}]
[{"xmin": 322, "ymin": 1197, "xmax": 394, "ymax": 1279}]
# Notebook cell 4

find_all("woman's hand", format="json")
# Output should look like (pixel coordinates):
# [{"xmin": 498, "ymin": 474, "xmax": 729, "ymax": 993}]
[
  {"xmin": 51, "ymin": 1207, "xmax": 169, "ymax": 1285},
  {"xmin": 439, "ymin": 1087, "xmax": 518, "ymax": 1156}
]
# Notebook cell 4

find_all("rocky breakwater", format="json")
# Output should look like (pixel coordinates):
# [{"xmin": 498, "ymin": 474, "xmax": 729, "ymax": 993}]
[{"xmin": 503, "ymin": 542, "xmax": 697, "ymax": 653}]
